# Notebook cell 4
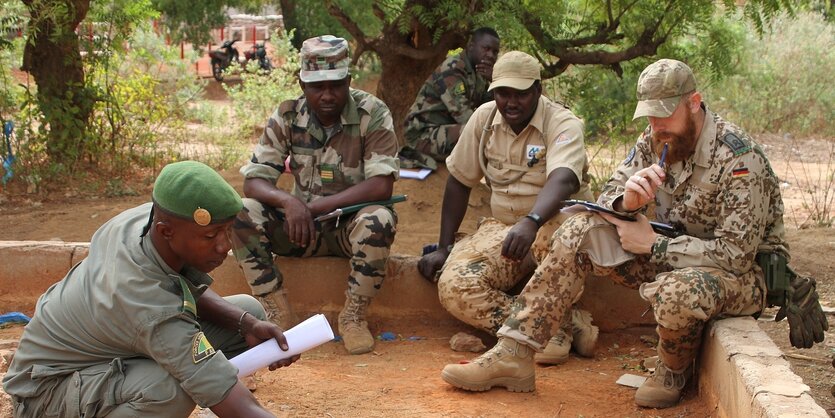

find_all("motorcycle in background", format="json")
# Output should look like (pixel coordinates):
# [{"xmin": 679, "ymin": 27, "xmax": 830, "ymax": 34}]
[
  {"xmin": 244, "ymin": 42, "xmax": 273, "ymax": 71},
  {"xmin": 209, "ymin": 39, "xmax": 240, "ymax": 81}
]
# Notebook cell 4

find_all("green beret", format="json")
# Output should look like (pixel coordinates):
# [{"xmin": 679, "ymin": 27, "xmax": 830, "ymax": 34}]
[{"xmin": 152, "ymin": 161, "xmax": 242, "ymax": 225}]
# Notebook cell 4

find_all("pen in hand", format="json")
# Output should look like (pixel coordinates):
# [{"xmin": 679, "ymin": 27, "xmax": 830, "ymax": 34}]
[{"xmin": 658, "ymin": 143, "xmax": 669, "ymax": 168}]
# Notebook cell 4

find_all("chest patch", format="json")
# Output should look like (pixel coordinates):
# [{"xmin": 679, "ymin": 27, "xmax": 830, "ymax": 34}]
[
  {"xmin": 526, "ymin": 145, "xmax": 546, "ymax": 167},
  {"xmin": 192, "ymin": 332, "xmax": 216, "ymax": 364},
  {"xmin": 320, "ymin": 163, "xmax": 336, "ymax": 183}
]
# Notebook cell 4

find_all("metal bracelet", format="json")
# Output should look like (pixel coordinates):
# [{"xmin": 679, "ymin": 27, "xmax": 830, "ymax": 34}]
[{"xmin": 238, "ymin": 311, "xmax": 251, "ymax": 336}]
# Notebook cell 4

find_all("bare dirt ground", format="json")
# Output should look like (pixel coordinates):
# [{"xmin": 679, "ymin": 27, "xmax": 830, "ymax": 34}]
[{"xmin": 0, "ymin": 82, "xmax": 832, "ymax": 416}]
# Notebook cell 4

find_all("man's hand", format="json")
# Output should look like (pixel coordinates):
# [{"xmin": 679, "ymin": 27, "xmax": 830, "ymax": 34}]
[
  {"xmin": 621, "ymin": 165, "xmax": 666, "ymax": 212},
  {"xmin": 776, "ymin": 275, "xmax": 829, "ymax": 349},
  {"xmin": 418, "ymin": 249, "xmax": 450, "ymax": 283},
  {"xmin": 501, "ymin": 218, "xmax": 538, "ymax": 262},
  {"xmin": 475, "ymin": 60, "xmax": 494, "ymax": 81},
  {"xmin": 241, "ymin": 316, "xmax": 300, "ymax": 370},
  {"xmin": 281, "ymin": 197, "xmax": 316, "ymax": 248},
  {"xmin": 599, "ymin": 213, "xmax": 657, "ymax": 255}
]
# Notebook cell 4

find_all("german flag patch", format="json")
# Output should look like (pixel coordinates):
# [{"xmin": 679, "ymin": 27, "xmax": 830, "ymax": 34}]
[
  {"xmin": 732, "ymin": 166, "xmax": 749, "ymax": 177},
  {"xmin": 191, "ymin": 332, "xmax": 216, "ymax": 364}
]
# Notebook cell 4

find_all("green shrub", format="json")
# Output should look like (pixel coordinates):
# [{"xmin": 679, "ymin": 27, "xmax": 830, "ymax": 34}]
[
  {"xmin": 224, "ymin": 29, "xmax": 302, "ymax": 135},
  {"xmin": 705, "ymin": 11, "xmax": 834, "ymax": 136}
]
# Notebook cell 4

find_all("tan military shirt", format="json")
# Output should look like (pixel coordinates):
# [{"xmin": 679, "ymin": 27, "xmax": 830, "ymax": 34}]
[
  {"xmin": 447, "ymin": 96, "xmax": 592, "ymax": 224},
  {"xmin": 598, "ymin": 107, "xmax": 788, "ymax": 275},
  {"xmin": 241, "ymin": 88, "xmax": 400, "ymax": 203},
  {"xmin": 3, "ymin": 204, "xmax": 238, "ymax": 408}
]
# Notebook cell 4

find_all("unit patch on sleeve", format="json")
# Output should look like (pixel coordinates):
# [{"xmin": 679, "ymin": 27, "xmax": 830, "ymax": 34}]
[{"xmin": 192, "ymin": 332, "xmax": 216, "ymax": 364}]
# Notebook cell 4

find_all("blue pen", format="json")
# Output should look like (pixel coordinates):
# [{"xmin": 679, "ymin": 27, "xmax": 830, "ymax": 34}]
[{"xmin": 658, "ymin": 143, "xmax": 668, "ymax": 167}]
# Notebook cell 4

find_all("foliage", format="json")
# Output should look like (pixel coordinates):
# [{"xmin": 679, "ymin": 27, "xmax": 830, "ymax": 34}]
[
  {"xmin": 703, "ymin": 11, "xmax": 834, "ymax": 136},
  {"xmin": 784, "ymin": 140, "xmax": 835, "ymax": 228},
  {"xmin": 150, "ymin": 0, "xmax": 266, "ymax": 45},
  {"xmin": 223, "ymin": 29, "xmax": 301, "ymax": 133}
]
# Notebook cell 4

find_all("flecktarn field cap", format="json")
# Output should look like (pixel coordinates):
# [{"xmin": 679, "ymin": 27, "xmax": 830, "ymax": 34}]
[
  {"xmin": 152, "ymin": 161, "xmax": 242, "ymax": 226},
  {"xmin": 633, "ymin": 58, "xmax": 697, "ymax": 120},
  {"xmin": 488, "ymin": 51, "xmax": 541, "ymax": 92},
  {"xmin": 299, "ymin": 35, "xmax": 350, "ymax": 83}
]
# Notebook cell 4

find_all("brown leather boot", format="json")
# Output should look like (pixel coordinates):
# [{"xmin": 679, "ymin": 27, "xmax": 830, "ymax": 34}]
[
  {"xmin": 338, "ymin": 290, "xmax": 375, "ymax": 354},
  {"xmin": 257, "ymin": 288, "xmax": 298, "ymax": 330},
  {"xmin": 634, "ymin": 359, "xmax": 692, "ymax": 408},
  {"xmin": 441, "ymin": 337, "xmax": 535, "ymax": 392}
]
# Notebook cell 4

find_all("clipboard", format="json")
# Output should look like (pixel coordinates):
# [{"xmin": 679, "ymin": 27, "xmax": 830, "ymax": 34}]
[{"xmin": 562, "ymin": 199, "xmax": 683, "ymax": 238}]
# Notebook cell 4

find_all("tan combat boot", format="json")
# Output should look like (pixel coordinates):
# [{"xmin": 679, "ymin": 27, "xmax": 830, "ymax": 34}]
[
  {"xmin": 338, "ymin": 291, "xmax": 375, "ymax": 354},
  {"xmin": 533, "ymin": 327, "xmax": 572, "ymax": 365},
  {"xmin": 441, "ymin": 337, "xmax": 535, "ymax": 392},
  {"xmin": 258, "ymin": 288, "xmax": 298, "ymax": 330},
  {"xmin": 634, "ymin": 360, "xmax": 692, "ymax": 408},
  {"xmin": 570, "ymin": 309, "xmax": 599, "ymax": 358}
]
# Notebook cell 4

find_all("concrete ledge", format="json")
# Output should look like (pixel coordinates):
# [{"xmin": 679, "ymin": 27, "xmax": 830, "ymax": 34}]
[
  {"xmin": 0, "ymin": 241, "xmax": 653, "ymax": 331},
  {"xmin": 700, "ymin": 317, "xmax": 828, "ymax": 417}
]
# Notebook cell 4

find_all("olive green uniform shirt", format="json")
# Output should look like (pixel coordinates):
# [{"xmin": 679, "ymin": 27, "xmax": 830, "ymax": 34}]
[{"xmin": 3, "ymin": 203, "xmax": 238, "ymax": 411}]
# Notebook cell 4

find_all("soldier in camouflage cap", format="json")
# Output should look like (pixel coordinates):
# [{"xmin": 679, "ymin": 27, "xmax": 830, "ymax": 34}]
[
  {"xmin": 440, "ymin": 58, "xmax": 795, "ymax": 409},
  {"xmin": 232, "ymin": 35, "xmax": 400, "ymax": 356},
  {"xmin": 401, "ymin": 28, "xmax": 500, "ymax": 168},
  {"xmin": 4, "ymin": 161, "xmax": 297, "ymax": 417}
]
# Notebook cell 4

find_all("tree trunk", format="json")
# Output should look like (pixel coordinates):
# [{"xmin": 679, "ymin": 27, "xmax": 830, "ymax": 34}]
[
  {"xmin": 277, "ymin": 0, "xmax": 304, "ymax": 50},
  {"xmin": 21, "ymin": 0, "xmax": 93, "ymax": 167},
  {"xmin": 376, "ymin": 50, "xmax": 448, "ymax": 149}
]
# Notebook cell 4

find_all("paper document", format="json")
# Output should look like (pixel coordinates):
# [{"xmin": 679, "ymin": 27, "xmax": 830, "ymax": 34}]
[
  {"xmin": 399, "ymin": 168, "xmax": 432, "ymax": 180},
  {"xmin": 230, "ymin": 313, "xmax": 335, "ymax": 377}
]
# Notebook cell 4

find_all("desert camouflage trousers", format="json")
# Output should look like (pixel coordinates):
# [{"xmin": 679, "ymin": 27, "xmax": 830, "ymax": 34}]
[
  {"xmin": 437, "ymin": 213, "xmax": 579, "ymax": 335},
  {"xmin": 498, "ymin": 212, "xmax": 765, "ymax": 370},
  {"xmin": 231, "ymin": 197, "xmax": 397, "ymax": 298}
]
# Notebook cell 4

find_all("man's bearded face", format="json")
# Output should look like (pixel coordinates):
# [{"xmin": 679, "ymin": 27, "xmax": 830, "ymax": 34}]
[{"xmin": 651, "ymin": 104, "xmax": 699, "ymax": 164}]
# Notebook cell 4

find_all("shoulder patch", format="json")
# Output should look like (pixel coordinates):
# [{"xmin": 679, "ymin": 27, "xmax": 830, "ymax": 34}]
[
  {"xmin": 719, "ymin": 132, "xmax": 751, "ymax": 156},
  {"xmin": 624, "ymin": 146, "xmax": 637, "ymax": 165},
  {"xmin": 191, "ymin": 332, "xmax": 216, "ymax": 364},
  {"xmin": 178, "ymin": 277, "xmax": 197, "ymax": 317}
]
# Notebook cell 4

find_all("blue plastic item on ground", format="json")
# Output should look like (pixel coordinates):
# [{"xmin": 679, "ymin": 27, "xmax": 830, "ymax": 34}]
[
  {"xmin": 0, "ymin": 311, "xmax": 31, "ymax": 326},
  {"xmin": 378, "ymin": 331, "xmax": 397, "ymax": 341}
]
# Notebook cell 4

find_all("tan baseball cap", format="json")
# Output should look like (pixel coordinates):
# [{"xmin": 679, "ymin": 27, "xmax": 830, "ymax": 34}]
[
  {"xmin": 488, "ymin": 51, "xmax": 541, "ymax": 92},
  {"xmin": 633, "ymin": 59, "xmax": 696, "ymax": 120},
  {"xmin": 299, "ymin": 35, "xmax": 350, "ymax": 83}
]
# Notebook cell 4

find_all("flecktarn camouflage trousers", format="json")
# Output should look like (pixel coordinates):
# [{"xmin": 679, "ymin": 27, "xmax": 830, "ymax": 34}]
[
  {"xmin": 437, "ymin": 214, "xmax": 582, "ymax": 335},
  {"xmin": 498, "ymin": 212, "xmax": 764, "ymax": 370},
  {"xmin": 231, "ymin": 197, "xmax": 397, "ymax": 298}
]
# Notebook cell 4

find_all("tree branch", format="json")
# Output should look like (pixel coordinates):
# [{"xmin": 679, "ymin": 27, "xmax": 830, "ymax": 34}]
[{"xmin": 326, "ymin": 1, "xmax": 370, "ymax": 50}]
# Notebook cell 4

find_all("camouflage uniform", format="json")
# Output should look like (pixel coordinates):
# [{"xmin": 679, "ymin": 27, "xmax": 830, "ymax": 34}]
[
  {"xmin": 3, "ymin": 204, "xmax": 262, "ymax": 417},
  {"xmin": 403, "ymin": 52, "xmax": 492, "ymax": 161},
  {"xmin": 498, "ymin": 107, "xmax": 787, "ymax": 371},
  {"xmin": 232, "ymin": 88, "xmax": 400, "ymax": 299},
  {"xmin": 438, "ymin": 96, "xmax": 594, "ymax": 334}
]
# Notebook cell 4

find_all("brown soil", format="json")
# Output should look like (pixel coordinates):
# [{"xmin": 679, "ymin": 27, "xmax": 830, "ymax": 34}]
[{"xmin": 0, "ymin": 84, "xmax": 833, "ymax": 416}]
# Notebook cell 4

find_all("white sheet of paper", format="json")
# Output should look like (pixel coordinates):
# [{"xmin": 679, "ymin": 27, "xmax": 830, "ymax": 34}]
[
  {"xmin": 230, "ymin": 313, "xmax": 335, "ymax": 378},
  {"xmin": 399, "ymin": 168, "xmax": 432, "ymax": 180}
]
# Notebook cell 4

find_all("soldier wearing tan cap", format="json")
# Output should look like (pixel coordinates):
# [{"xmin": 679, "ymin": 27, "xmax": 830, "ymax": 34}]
[
  {"xmin": 439, "ymin": 58, "xmax": 829, "ymax": 410},
  {"xmin": 231, "ymin": 35, "xmax": 400, "ymax": 355},
  {"xmin": 4, "ymin": 161, "xmax": 297, "ymax": 417},
  {"xmin": 418, "ymin": 50, "xmax": 599, "ymax": 365}
]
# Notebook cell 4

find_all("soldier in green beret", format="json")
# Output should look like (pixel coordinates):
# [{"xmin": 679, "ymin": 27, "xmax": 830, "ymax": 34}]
[
  {"xmin": 3, "ymin": 161, "xmax": 297, "ymax": 418},
  {"xmin": 231, "ymin": 35, "xmax": 400, "ymax": 355}
]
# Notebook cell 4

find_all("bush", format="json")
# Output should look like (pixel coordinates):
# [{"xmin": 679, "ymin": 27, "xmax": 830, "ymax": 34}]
[
  {"xmin": 704, "ymin": 11, "xmax": 834, "ymax": 136},
  {"xmin": 224, "ymin": 29, "xmax": 302, "ymax": 135}
]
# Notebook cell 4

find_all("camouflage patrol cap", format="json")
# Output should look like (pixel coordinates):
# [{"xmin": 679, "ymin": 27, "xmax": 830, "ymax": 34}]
[
  {"xmin": 488, "ymin": 51, "xmax": 541, "ymax": 92},
  {"xmin": 633, "ymin": 59, "xmax": 697, "ymax": 120},
  {"xmin": 299, "ymin": 35, "xmax": 350, "ymax": 83},
  {"xmin": 152, "ymin": 161, "xmax": 242, "ymax": 226}
]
